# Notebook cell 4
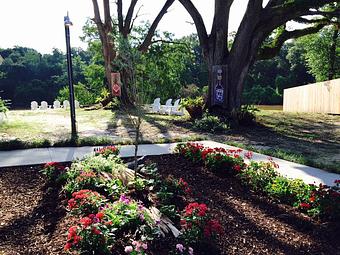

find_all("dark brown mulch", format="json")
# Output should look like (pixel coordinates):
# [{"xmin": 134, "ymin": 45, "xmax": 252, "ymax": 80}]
[
  {"xmin": 147, "ymin": 154, "xmax": 340, "ymax": 255},
  {"xmin": 0, "ymin": 165, "xmax": 71, "ymax": 255},
  {"xmin": 0, "ymin": 156, "xmax": 339, "ymax": 255}
]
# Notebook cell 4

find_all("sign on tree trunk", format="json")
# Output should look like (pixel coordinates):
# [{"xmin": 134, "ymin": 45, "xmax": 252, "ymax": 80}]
[
  {"xmin": 211, "ymin": 65, "xmax": 228, "ymax": 107},
  {"xmin": 111, "ymin": 72, "xmax": 122, "ymax": 97}
]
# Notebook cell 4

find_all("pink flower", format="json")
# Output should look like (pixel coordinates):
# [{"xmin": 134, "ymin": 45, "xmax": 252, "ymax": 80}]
[
  {"xmin": 244, "ymin": 151, "xmax": 253, "ymax": 159},
  {"xmin": 142, "ymin": 243, "xmax": 148, "ymax": 250},
  {"xmin": 188, "ymin": 247, "xmax": 194, "ymax": 255},
  {"xmin": 124, "ymin": 246, "xmax": 133, "ymax": 253},
  {"xmin": 176, "ymin": 244, "xmax": 185, "ymax": 252}
]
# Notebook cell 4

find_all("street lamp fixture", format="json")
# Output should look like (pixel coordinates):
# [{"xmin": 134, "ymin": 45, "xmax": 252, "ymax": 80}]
[{"xmin": 64, "ymin": 12, "xmax": 77, "ymax": 141}]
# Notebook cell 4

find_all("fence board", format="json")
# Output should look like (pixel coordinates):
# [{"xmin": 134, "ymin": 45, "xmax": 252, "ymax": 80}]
[{"xmin": 283, "ymin": 79, "xmax": 340, "ymax": 114}]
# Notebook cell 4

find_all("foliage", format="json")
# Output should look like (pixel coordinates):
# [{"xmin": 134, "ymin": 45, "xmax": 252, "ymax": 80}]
[
  {"xmin": 0, "ymin": 47, "xmax": 90, "ymax": 108},
  {"xmin": 180, "ymin": 203, "xmax": 222, "ymax": 244},
  {"xmin": 238, "ymin": 161, "xmax": 278, "ymax": 191},
  {"xmin": 57, "ymin": 83, "xmax": 96, "ymax": 105},
  {"xmin": 231, "ymin": 105, "xmax": 259, "ymax": 126},
  {"xmin": 295, "ymin": 26, "xmax": 340, "ymax": 82},
  {"xmin": 41, "ymin": 161, "xmax": 67, "ymax": 183},
  {"xmin": 202, "ymin": 148, "xmax": 245, "ymax": 175},
  {"xmin": 180, "ymin": 96, "xmax": 205, "ymax": 120},
  {"xmin": 193, "ymin": 113, "xmax": 229, "ymax": 133},
  {"xmin": 94, "ymin": 146, "xmax": 120, "ymax": 158},
  {"xmin": 68, "ymin": 189, "xmax": 107, "ymax": 215}
]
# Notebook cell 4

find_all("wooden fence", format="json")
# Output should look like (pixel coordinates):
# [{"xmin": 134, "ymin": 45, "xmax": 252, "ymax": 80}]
[{"xmin": 283, "ymin": 79, "xmax": 340, "ymax": 114}]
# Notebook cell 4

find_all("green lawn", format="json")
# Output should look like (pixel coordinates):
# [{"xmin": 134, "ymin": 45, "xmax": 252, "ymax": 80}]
[{"xmin": 0, "ymin": 108, "xmax": 339, "ymax": 173}]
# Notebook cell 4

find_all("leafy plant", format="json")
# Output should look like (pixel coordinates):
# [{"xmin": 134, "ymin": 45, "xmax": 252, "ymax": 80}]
[
  {"xmin": 238, "ymin": 161, "xmax": 278, "ymax": 191},
  {"xmin": 193, "ymin": 113, "xmax": 229, "ymax": 133},
  {"xmin": 180, "ymin": 203, "xmax": 222, "ymax": 245},
  {"xmin": 41, "ymin": 161, "xmax": 67, "ymax": 183},
  {"xmin": 180, "ymin": 96, "xmax": 205, "ymax": 119},
  {"xmin": 68, "ymin": 189, "xmax": 107, "ymax": 215},
  {"xmin": 231, "ymin": 105, "xmax": 259, "ymax": 126}
]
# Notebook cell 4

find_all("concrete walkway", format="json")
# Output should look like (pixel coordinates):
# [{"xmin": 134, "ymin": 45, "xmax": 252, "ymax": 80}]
[{"xmin": 0, "ymin": 140, "xmax": 339, "ymax": 187}]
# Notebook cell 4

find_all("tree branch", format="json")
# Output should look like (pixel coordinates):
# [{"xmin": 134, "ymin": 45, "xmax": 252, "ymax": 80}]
[
  {"xmin": 130, "ymin": 5, "xmax": 144, "ymax": 32},
  {"xmin": 138, "ymin": 0, "xmax": 175, "ymax": 52},
  {"xmin": 116, "ymin": 0, "xmax": 124, "ymax": 33},
  {"xmin": 92, "ymin": 0, "xmax": 102, "ymax": 25},
  {"xmin": 178, "ymin": 0, "xmax": 209, "ymax": 55},
  {"xmin": 103, "ymin": 0, "xmax": 111, "ymax": 27},
  {"xmin": 257, "ymin": 23, "xmax": 327, "ymax": 60},
  {"xmin": 123, "ymin": 0, "xmax": 139, "ymax": 37}
]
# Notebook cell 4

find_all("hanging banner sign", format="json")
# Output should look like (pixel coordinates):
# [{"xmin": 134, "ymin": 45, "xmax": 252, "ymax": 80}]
[
  {"xmin": 111, "ymin": 72, "xmax": 121, "ymax": 97},
  {"xmin": 211, "ymin": 65, "xmax": 228, "ymax": 106}
]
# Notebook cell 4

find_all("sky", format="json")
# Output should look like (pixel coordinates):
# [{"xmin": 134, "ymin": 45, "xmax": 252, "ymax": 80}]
[{"xmin": 0, "ymin": 0, "xmax": 269, "ymax": 54}]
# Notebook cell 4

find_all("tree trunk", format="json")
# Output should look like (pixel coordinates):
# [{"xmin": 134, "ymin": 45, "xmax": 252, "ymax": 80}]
[{"xmin": 328, "ymin": 26, "xmax": 339, "ymax": 80}]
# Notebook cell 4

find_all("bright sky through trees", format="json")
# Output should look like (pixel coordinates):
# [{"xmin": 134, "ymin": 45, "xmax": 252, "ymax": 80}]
[{"xmin": 0, "ymin": 0, "xmax": 263, "ymax": 53}]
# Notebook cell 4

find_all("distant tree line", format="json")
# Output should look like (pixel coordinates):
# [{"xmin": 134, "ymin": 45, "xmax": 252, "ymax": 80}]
[{"xmin": 0, "ymin": 24, "xmax": 338, "ymax": 109}]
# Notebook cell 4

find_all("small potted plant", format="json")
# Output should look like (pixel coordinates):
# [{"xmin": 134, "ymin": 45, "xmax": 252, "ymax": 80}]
[{"xmin": 180, "ymin": 96, "xmax": 205, "ymax": 120}]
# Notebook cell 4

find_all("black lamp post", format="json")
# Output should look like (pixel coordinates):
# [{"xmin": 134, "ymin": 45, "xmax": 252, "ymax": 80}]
[{"xmin": 64, "ymin": 13, "xmax": 77, "ymax": 140}]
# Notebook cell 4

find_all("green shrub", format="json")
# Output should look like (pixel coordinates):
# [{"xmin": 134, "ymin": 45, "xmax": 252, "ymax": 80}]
[
  {"xmin": 231, "ymin": 105, "xmax": 259, "ymax": 126},
  {"xmin": 57, "ymin": 83, "xmax": 96, "ymax": 105},
  {"xmin": 180, "ymin": 96, "xmax": 205, "ymax": 119},
  {"xmin": 193, "ymin": 113, "xmax": 229, "ymax": 133},
  {"xmin": 238, "ymin": 161, "xmax": 278, "ymax": 191}
]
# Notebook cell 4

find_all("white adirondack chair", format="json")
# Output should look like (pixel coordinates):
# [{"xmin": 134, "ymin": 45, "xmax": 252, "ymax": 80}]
[
  {"xmin": 39, "ymin": 101, "xmax": 48, "ymax": 110},
  {"xmin": 31, "ymin": 101, "xmax": 38, "ymax": 110},
  {"xmin": 0, "ymin": 112, "xmax": 5, "ymax": 124},
  {"xmin": 53, "ymin": 100, "xmax": 61, "ymax": 109},
  {"xmin": 150, "ymin": 98, "xmax": 161, "ymax": 113},
  {"xmin": 160, "ymin": 99, "xmax": 173, "ymax": 114},
  {"xmin": 63, "ymin": 100, "xmax": 70, "ymax": 109},
  {"xmin": 75, "ymin": 100, "xmax": 80, "ymax": 109},
  {"xmin": 170, "ymin": 99, "xmax": 184, "ymax": 116}
]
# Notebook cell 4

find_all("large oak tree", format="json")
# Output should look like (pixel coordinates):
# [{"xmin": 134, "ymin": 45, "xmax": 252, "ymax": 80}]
[{"xmin": 178, "ymin": 0, "xmax": 340, "ymax": 112}]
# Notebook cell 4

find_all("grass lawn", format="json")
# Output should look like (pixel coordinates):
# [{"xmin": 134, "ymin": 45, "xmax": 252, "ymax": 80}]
[{"xmin": 0, "ymin": 108, "xmax": 339, "ymax": 173}]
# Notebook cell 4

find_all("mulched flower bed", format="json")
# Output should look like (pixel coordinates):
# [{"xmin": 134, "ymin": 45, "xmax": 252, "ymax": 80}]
[{"xmin": 0, "ymin": 155, "xmax": 339, "ymax": 255}]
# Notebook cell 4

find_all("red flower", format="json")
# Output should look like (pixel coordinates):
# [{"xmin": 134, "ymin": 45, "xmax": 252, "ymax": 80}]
[
  {"xmin": 73, "ymin": 235, "xmax": 81, "ymax": 245},
  {"xmin": 64, "ymin": 242, "xmax": 72, "ymax": 250},
  {"xmin": 80, "ymin": 217, "xmax": 92, "ymax": 227},
  {"xmin": 67, "ymin": 226, "xmax": 78, "ymax": 239},
  {"xmin": 44, "ymin": 161, "xmax": 58, "ymax": 167},
  {"xmin": 233, "ymin": 165, "xmax": 242, "ymax": 172},
  {"xmin": 96, "ymin": 212, "xmax": 104, "ymax": 220},
  {"xmin": 309, "ymin": 196, "xmax": 316, "ymax": 203},
  {"xmin": 68, "ymin": 198, "xmax": 76, "ymax": 209},
  {"xmin": 244, "ymin": 151, "xmax": 253, "ymax": 159},
  {"xmin": 92, "ymin": 227, "xmax": 101, "ymax": 235},
  {"xmin": 299, "ymin": 203, "xmax": 311, "ymax": 209},
  {"xmin": 334, "ymin": 180, "xmax": 340, "ymax": 184}
]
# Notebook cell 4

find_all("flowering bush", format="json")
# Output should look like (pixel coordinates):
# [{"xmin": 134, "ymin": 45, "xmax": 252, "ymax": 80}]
[
  {"xmin": 175, "ymin": 143, "xmax": 204, "ymax": 163},
  {"xmin": 238, "ymin": 161, "xmax": 278, "ymax": 191},
  {"xmin": 299, "ymin": 181, "xmax": 340, "ymax": 219},
  {"xmin": 68, "ymin": 189, "xmax": 107, "ymax": 215},
  {"xmin": 64, "ymin": 213, "xmax": 114, "ymax": 254},
  {"xmin": 180, "ymin": 203, "xmax": 222, "ymax": 244},
  {"xmin": 41, "ymin": 161, "xmax": 66, "ymax": 182},
  {"xmin": 95, "ymin": 146, "xmax": 120, "ymax": 158},
  {"xmin": 203, "ymin": 148, "xmax": 245, "ymax": 175}
]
